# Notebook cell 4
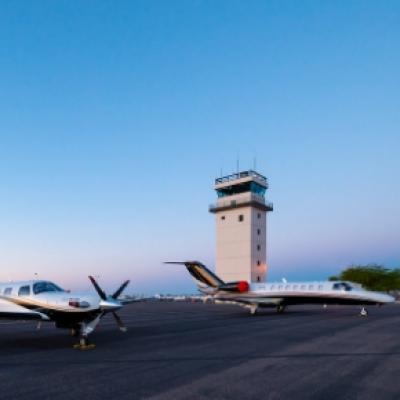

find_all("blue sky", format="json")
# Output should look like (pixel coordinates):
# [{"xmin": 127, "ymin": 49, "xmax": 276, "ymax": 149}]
[{"xmin": 0, "ymin": 1, "xmax": 399, "ymax": 294}]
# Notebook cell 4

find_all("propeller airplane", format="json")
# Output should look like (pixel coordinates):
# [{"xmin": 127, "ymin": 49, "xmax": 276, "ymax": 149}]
[{"xmin": 0, "ymin": 276, "xmax": 130, "ymax": 349}]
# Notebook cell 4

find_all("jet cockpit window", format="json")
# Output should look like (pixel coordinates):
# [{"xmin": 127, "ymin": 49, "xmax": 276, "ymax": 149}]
[
  {"xmin": 33, "ymin": 281, "xmax": 64, "ymax": 295},
  {"xmin": 342, "ymin": 282, "xmax": 353, "ymax": 291},
  {"xmin": 333, "ymin": 282, "xmax": 353, "ymax": 291},
  {"xmin": 18, "ymin": 286, "xmax": 30, "ymax": 296}
]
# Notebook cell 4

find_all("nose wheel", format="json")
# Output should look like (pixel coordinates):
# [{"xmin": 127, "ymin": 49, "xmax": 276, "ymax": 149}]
[
  {"xmin": 72, "ymin": 319, "xmax": 100, "ymax": 350},
  {"xmin": 359, "ymin": 307, "xmax": 368, "ymax": 317},
  {"xmin": 73, "ymin": 335, "xmax": 96, "ymax": 350}
]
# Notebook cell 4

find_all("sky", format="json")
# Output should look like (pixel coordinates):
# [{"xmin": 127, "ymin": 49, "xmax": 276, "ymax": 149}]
[{"xmin": 0, "ymin": 0, "xmax": 399, "ymax": 294}]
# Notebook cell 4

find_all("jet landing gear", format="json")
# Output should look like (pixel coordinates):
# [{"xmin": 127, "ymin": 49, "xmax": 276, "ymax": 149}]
[
  {"xmin": 276, "ymin": 305, "xmax": 286, "ymax": 314},
  {"xmin": 359, "ymin": 307, "xmax": 368, "ymax": 317},
  {"xmin": 249, "ymin": 304, "xmax": 258, "ymax": 315}
]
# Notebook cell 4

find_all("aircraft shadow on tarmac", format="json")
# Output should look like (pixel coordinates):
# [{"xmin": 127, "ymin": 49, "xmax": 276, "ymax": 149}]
[
  {"xmin": 0, "ymin": 329, "xmax": 130, "ymax": 351},
  {"xmin": 0, "ymin": 306, "xmax": 383, "ymax": 351}
]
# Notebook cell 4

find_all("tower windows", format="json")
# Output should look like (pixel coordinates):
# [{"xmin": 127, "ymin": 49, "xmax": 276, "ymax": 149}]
[
  {"xmin": 257, "ymin": 276, "xmax": 260, "ymax": 282},
  {"xmin": 257, "ymin": 229, "xmax": 261, "ymax": 235},
  {"xmin": 257, "ymin": 213, "xmax": 261, "ymax": 219},
  {"xmin": 238, "ymin": 214, "xmax": 244, "ymax": 222},
  {"xmin": 257, "ymin": 244, "xmax": 261, "ymax": 251},
  {"xmin": 257, "ymin": 260, "xmax": 261, "ymax": 266},
  {"xmin": 221, "ymin": 216, "xmax": 225, "ymax": 220}
]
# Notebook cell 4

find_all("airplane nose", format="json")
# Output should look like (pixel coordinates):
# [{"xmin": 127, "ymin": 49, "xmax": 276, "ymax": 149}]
[
  {"xmin": 378, "ymin": 293, "xmax": 395, "ymax": 303},
  {"xmin": 385, "ymin": 294, "xmax": 396, "ymax": 303},
  {"xmin": 99, "ymin": 298, "xmax": 122, "ymax": 311}
]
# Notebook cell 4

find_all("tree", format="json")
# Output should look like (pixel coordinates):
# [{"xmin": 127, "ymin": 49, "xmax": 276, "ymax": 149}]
[{"xmin": 329, "ymin": 264, "xmax": 400, "ymax": 291}]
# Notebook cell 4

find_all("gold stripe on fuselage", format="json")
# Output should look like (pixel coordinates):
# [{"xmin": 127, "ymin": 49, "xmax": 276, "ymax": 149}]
[{"xmin": 0, "ymin": 295, "xmax": 95, "ymax": 313}]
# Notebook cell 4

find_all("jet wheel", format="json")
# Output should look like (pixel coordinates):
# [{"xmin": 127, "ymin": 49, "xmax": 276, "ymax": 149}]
[
  {"xmin": 360, "ymin": 307, "xmax": 368, "ymax": 317},
  {"xmin": 277, "ymin": 305, "xmax": 286, "ymax": 314}
]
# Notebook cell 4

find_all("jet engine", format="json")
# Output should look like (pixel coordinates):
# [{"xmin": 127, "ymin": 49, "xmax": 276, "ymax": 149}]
[{"xmin": 218, "ymin": 281, "xmax": 249, "ymax": 293}]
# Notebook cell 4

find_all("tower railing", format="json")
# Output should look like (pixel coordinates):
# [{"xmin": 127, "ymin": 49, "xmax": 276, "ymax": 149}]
[{"xmin": 215, "ymin": 170, "xmax": 267, "ymax": 185}]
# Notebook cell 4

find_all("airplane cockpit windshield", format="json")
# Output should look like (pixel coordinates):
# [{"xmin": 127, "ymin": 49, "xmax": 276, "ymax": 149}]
[
  {"xmin": 33, "ymin": 281, "xmax": 65, "ymax": 295},
  {"xmin": 332, "ymin": 282, "xmax": 353, "ymax": 291}
]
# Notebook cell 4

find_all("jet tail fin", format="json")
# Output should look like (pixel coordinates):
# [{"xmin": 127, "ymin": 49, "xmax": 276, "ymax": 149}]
[{"xmin": 165, "ymin": 261, "xmax": 225, "ymax": 288}]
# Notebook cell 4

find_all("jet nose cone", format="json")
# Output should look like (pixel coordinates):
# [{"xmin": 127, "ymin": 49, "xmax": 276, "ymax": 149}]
[
  {"xmin": 99, "ymin": 298, "xmax": 122, "ymax": 311},
  {"xmin": 376, "ymin": 293, "xmax": 395, "ymax": 303},
  {"xmin": 384, "ymin": 294, "xmax": 396, "ymax": 303}
]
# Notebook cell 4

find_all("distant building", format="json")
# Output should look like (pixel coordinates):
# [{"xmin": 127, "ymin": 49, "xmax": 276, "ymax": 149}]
[{"xmin": 209, "ymin": 170, "xmax": 273, "ymax": 283}]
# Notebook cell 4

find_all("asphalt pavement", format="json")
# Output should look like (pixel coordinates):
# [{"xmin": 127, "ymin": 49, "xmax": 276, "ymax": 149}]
[{"xmin": 0, "ymin": 301, "xmax": 399, "ymax": 399}]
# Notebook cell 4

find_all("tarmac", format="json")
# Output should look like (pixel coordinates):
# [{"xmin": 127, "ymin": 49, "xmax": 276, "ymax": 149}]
[{"xmin": 1, "ymin": 301, "xmax": 400, "ymax": 400}]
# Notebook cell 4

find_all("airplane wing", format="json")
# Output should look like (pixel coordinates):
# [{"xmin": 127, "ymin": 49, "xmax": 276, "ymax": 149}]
[
  {"xmin": 118, "ymin": 298, "xmax": 142, "ymax": 304},
  {"xmin": 0, "ymin": 298, "xmax": 50, "ymax": 321}
]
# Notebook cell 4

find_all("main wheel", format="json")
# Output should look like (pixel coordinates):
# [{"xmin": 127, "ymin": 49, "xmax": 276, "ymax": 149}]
[
  {"xmin": 277, "ymin": 305, "xmax": 286, "ymax": 314},
  {"xmin": 250, "ymin": 305, "xmax": 258, "ymax": 315}
]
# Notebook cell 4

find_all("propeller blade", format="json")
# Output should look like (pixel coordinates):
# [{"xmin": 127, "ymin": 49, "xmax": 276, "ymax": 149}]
[
  {"xmin": 112, "ymin": 312, "xmax": 127, "ymax": 332},
  {"xmin": 89, "ymin": 276, "xmax": 107, "ymax": 301},
  {"xmin": 112, "ymin": 280, "xmax": 130, "ymax": 299}
]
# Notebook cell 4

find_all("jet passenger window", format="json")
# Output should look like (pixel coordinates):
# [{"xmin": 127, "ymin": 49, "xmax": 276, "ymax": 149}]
[{"xmin": 18, "ymin": 286, "xmax": 30, "ymax": 296}]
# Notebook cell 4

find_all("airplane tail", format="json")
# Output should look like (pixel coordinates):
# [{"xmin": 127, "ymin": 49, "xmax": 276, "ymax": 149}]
[
  {"xmin": 165, "ymin": 261, "xmax": 225, "ymax": 288},
  {"xmin": 166, "ymin": 261, "xmax": 250, "ymax": 293}
]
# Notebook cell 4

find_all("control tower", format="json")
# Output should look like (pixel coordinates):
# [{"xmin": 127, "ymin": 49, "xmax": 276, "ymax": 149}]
[{"xmin": 209, "ymin": 170, "xmax": 273, "ymax": 283}]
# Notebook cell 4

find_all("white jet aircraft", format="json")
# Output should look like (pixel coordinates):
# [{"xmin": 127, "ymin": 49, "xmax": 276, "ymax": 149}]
[
  {"xmin": 167, "ymin": 261, "xmax": 395, "ymax": 316},
  {"xmin": 0, "ymin": 276, "xmax": 130, "ymax": 349}
]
